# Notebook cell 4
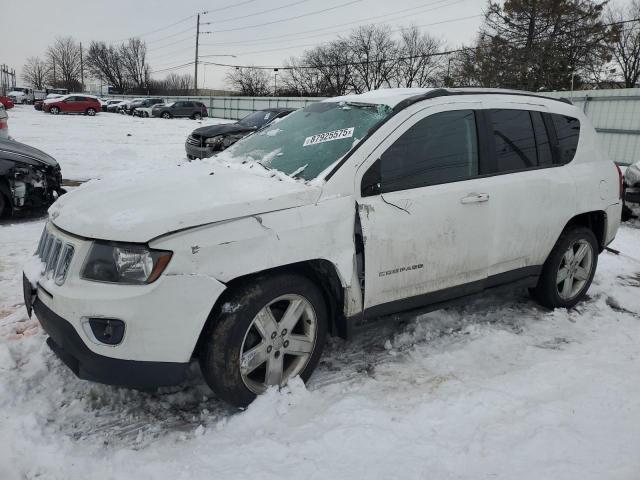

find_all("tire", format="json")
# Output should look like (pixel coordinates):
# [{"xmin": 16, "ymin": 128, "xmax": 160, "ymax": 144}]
[
  {"xmin": 531, "ymin": 226, "xmax": 598, "ymax": 309},
  {"xmin": 0, "ymin": 192, "xmax": 6, "ymax": 218},
  {"xmin": 162, "ymin": 112, "xmax": 171, "ymax": 119},
  {"xmin": 86, "ymin": 108, "xmax": 96, "ymax": 116},
  {"xmin": 193, "ymin": 112, "xmax": 202, "ymax": 120},
  {"xmin": 199, "ymin": 273, "xmax": 328, "ymax": 407},
  {"xmin": 50, "ymin": 106, "xmax": 60, "ymax": 115},
  {"xmin": 186, "ymin": 154, "xmax": 196, "ymax": 160}
]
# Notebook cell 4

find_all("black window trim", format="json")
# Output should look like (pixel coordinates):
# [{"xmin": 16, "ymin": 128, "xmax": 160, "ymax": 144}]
[{"xmin": 359, "ymin": 107, "xmax": 580, "ymax": 198}]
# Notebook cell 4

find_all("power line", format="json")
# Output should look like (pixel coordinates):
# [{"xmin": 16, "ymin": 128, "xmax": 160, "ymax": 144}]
[
  {"xmin": 205, "ymin": 0, "xmax": 313, "ymax": 25},
  {"xmin": 210, "ymin": 0, "xmax": 364, "ymax": 33},
  {"xmin": 150, "ymin": 61, "xmax": 195, "ymax": 74},
  {"xmin": 200, "ymin": 0, "xmax": 459, "ymax": 46},
  {"xmin": 111, "ymin": 14, "xmax": 196, "ymax": 43}
]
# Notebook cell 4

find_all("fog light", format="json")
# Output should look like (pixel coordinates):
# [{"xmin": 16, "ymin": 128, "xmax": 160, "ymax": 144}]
[{"xmin": 88, "ymin": 318, "xmax": 125, "ymax": 345}]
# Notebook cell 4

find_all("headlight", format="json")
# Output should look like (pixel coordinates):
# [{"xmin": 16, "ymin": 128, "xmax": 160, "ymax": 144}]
[
  {"xmin": 82, "ymin": 242, "xmax": 172, "ymax": 285},
  {"xmin": 205, "ymin": 135, "xmax": 223, "ymax": 146}
]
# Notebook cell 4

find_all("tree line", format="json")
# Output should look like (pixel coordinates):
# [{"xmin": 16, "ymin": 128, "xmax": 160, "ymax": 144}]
[
  {"xmin": 22, "ymin": 36, "xmax": 195, "ymax": 95},
  {"xmin": 20, "ymin": 0, "xmax": 640, "ymax": 96},
  {"xmin": 228, "ymin": 0, "xmax": 640, "ymax": 96}
]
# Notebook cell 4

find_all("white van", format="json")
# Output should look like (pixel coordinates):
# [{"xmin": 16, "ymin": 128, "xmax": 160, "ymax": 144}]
[{"xmin": 24, "ymin": 88, "xmax": 623, "ymax": 406}]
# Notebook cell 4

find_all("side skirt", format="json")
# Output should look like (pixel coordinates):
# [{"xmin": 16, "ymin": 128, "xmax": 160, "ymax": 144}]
[{"xmin": 347, "ymin": 266, "xmax": 542, "ymax": 334}]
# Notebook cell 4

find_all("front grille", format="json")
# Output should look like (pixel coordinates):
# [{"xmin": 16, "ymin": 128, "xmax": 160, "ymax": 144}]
[
  {"xmin": 36, "ymin": 226, "xmax": 75, "ymax": 286},
  {"xmin": 187, "ymin": 135, "xmax": 202, "ymax": 146}
]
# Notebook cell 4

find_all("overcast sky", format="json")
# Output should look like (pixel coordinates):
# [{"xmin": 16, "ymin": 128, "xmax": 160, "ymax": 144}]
[{"xmin": 2, "ymin": 0, "xmax": 634, "ymax": 91}]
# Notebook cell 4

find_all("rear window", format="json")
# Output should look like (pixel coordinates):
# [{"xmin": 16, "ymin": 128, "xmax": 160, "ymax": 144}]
[{"xmin": 550, "ymin": 114, "xmax": 580, "ymax": 164}]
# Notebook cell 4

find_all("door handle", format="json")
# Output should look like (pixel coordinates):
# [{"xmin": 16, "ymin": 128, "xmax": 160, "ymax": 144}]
[{"xmin": 460, "ymin": 193, "xmax": 490, "ymax": 204}]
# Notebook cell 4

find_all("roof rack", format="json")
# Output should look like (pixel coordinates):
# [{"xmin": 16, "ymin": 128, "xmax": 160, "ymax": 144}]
[{"xmin": 395, "ymin": 88, "xmax": 574, "ymax": 113}]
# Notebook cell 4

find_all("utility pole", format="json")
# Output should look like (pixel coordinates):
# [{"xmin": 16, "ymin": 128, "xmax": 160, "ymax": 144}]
[
  {"xmin": 273, "ymin": 68, "xmax": 278, "ymax": 96},
  {"xmin": 80, "ymin": 42, "xmax": 84, "ymax": 92},
  {"xmin": 194, "ymin": 14, "xmax": 200, "ymax": 95}
]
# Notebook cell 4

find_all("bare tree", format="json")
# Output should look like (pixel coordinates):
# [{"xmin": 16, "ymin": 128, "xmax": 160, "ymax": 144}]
[
  {"xmin": 394, "ymin": 26, "xmax": 445, "ymax": 87},
  {"xmin": 86, "ymin": 41, "xmax": 128, "ymax": 92},
  {"xmin": 46, "ymin": 36, "xmax": 82, "ymax": 90},
  {"xmin": 120, "ymin": 38, "xmax": 149, "ymax": 89},
  {"xmin": 305, "ymin": 39, "xmax": 354, "ymax": 96},
  {"xmin": 282, "ymin": 57, "xmax": 324, "ymax": 96},
  {"xmin": 347, "ymin": 25, "xmax": 398, "ymax": 93},
  {"xmin": 22, "ymin": 57, "xmax": 48, "ymax": 89},
  {"xmin": 225, "ymin": 67, "xmax": 271, "ymax": 95},
  {"xmin": 608, "ymin": 0, "xmax": 640, "ymax": 87}
]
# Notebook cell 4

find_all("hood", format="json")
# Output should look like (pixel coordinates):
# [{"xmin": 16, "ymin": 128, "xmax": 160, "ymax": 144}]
[
  {"xmin": 0, "ymin": 138, "xmax": 59, "ymax": 167},
  {"xmin": 8, "ymin": 91, "xmax": 25, "ymax": 97},
  {"xmin": 192, "ymin": 122, "xmax": 251, "ymax": 138},
  {"xmin": 50, "ymin": 162, "xmax": 321, "ymax": 242}
]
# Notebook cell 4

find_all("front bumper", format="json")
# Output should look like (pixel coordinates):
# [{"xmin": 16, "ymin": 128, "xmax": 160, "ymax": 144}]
[
  {"xmin": 185, "ymin": 141, "xmax": 216, "ymax": 159},
  {"xmin": 33, "ymin": 298, "xmax": 189, "ymax": 387}
]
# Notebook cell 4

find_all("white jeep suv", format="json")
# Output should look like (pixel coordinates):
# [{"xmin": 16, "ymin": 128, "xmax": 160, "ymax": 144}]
[{"xmin": 24, "ymin": 88, "xmax": 622, "ymax": 406}]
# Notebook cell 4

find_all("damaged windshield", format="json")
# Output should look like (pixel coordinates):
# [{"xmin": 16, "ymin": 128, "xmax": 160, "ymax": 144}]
[{"xmin": 220, "ymin": 101, "xmax": 393, "ymax": 180}]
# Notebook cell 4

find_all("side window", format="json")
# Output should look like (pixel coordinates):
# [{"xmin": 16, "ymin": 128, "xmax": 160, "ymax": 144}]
[
  {"xmin": 378, "ymin": 109, "xmax": 479, "ymax": 193},
  {"xmin": 174, "ymin": 102, "xmax": 183, "ymax": 107},
  {"xmin": 531, "ymin": 111, "xmax": 553, "ymax": 166},
  {"xmin": 550, "ymin": 114, "xmax": 580, "ymax": 164},
  {"xmin": 184, "ymin": 102, "xmax": 194, "ymax": 107},
  {"xmin": 489, "ymin": 109, "xmax": 537, "ymax": 172}
]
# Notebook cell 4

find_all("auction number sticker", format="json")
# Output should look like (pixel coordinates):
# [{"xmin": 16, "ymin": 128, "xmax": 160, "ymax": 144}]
[{"xmin": 303, "ymin": 127, "xmax": 355, "ymax": 147}]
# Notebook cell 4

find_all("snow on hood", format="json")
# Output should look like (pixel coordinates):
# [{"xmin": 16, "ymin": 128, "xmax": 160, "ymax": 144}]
[{"xmin": 49, "ymin": 160, "xmax": 321, "ymax": 243}]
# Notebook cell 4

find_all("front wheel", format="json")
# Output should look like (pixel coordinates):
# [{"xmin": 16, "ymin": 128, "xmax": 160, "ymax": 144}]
[
  {"xmin": 50, "ymin": 106, "xmax": 60, "ymax": 115},
  {"xmin": 162, "ymin": 112, "xmax": 171, "ymax": 119},
  {"xmin": 531, "ymin": 226, "xmax": 598, "ymax": 309},
  {"xmin": 199, "ymin": 273, "xmax": 328, "ymax": 407}
]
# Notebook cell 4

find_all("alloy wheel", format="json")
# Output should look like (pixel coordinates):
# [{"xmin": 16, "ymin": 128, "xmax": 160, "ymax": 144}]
[
  {"xmin": 556, "ymin": 239, "xmax": 594, "ymax": 300},
  {"xmin": 239, "ymin": 294, "xmax": 317, "ymax": 394}
]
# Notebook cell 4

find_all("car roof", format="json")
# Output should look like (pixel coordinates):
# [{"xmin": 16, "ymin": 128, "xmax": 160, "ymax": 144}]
[{"xmin": 326, "ymin": 87, "xmax": 572, "ymax": 109}]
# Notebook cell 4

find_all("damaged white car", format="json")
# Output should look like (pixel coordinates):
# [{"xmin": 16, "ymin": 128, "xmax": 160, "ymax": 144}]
[{"xmin": 24, "ymin": 88, "xmax": 622, "ymax": 407}]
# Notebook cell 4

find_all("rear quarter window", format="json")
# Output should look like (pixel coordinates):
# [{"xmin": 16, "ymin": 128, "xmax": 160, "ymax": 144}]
[{"xmin": 550, "ymin": 114, "xmax": 580, "ymax": 164}]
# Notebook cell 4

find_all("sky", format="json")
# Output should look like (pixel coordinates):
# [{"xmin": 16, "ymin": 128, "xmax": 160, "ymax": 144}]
[{"xmin": 1, "ymin": 0, "xmax": 634, "ymax": 91}]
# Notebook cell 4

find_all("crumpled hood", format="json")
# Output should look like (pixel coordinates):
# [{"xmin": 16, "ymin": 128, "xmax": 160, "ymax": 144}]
[
  {"xmin": 0, "ymin": 138, "xmax": 59, "ymax": 167},
  {"xmin": 50, "ymin": 163, "xmax": 321, "ymax": 242},
  {"xmin": 192, "ymin": 122, "xmax": 252, "ymax": 138}
]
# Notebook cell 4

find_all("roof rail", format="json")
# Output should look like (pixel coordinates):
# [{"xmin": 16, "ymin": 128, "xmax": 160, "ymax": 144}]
[{"xmin": 396, "ymin": 88, "xmax": 575, "ymax": 113}]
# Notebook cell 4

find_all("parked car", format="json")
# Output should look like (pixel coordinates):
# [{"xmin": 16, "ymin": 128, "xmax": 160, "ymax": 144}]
[
  {"xmin": 0, "ymin": 138, "xmax": 63, "ymax": 217},
  {"xmin": 102, "ymin": 99, "xmax": 124, "ymax": 112},
  {"xmin": 7, "ymin": 87, "xmax": 34, "ymax": 104},
  {"xmin": 186, "ymin": 108, "xmax": 295, "ymax": 159},
  {"xmin": 24, "ymin": 88, "xmax": 622, "ymax": 408},
  {"xmin": 124, "ymin": 98, "xmax": 164, "ymax": 115},
  {"xmin": 0, "ymin": 96, "xmax": 15, "ymax": 109},
  {"xmin": 132, "ymin": 98, "xmax": 166, "ymax": 117},
  {"xmin": 106, "ymin": 100, "xmax": 127, "ymax": 113},
  {"xmin": 0, "ymin": 104, "xmax": 8, "ymax": 140},
  {"xmin": 43, "ymin": 95, "xmax": 102, "ymax": 116},
  {"xmin": 35, "ymin": 93, "xmax": 65, "ymax": 111},
  {"xmin": 152, "ymin": 101, "xmax": 208, "ymax": 119},
  {"xmin": 624, "ymin": 161, "xmax": 640, "ymax": 204}
]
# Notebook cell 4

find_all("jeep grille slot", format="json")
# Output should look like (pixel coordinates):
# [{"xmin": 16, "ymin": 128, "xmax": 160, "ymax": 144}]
[{"xmin": 36, "ymin": 226, "xmax": 75, "ymax": 286}]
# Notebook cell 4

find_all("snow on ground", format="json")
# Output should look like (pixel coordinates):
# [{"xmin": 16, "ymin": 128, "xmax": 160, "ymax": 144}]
[
  {"xmin": 7, "ymin": 105, "xmax": 233, "ymax": 181},
  {"xmin": 1, "ymin": 108, "xmax": 640, "ymax": 479}
]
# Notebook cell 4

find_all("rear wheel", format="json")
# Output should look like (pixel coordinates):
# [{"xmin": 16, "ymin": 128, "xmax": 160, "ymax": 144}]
[
  {"xmin": 50, "ymin": 106, "xmax": 60, "ymax": 115},
  {"xmin": 0, "ymin": 193, "xmax": 6, "ymax": 217},
  {"xmin": 193, "ymin": 112, "xmax": 202, "ymax": 120},
  {"xmin": 86, "ymin": 107, "xmax": 96, "ymax": 116},
  {"xmin": 531, "ymin": 226, "xmax": 598, "ymax": 309},
  {"xmin": 199, "ymin": 273, "xmax": 328, "ymax": 407}
]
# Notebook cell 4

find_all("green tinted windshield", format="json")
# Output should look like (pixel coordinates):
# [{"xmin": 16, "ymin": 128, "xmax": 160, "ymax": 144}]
[{"xmin": 221, "ymin": 101, "xmax": 393, "ymax": 180}]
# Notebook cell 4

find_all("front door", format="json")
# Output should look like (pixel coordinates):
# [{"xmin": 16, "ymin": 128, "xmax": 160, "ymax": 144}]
[{"xmin": 357, "ymin": 104, "xmax": 494, "ymax": 314}]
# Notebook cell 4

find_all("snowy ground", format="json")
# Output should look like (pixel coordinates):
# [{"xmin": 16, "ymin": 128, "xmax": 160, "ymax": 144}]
[{"xmin": 1, "ymin": 107, "xmax": 640, "ymax": 480}]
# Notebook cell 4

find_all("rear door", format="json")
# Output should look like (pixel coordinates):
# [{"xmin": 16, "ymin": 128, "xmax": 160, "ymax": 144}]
[
  {"xmin": 479, "ymin": 105, "xmax": 577, "ymax": 275},
  {"xmin": 64, "ymin": 96, "xmax": 81, "ymax": 113},
  {"xmin": 356, "ymin": 103, "xmax": 494, "ymax": 313}
]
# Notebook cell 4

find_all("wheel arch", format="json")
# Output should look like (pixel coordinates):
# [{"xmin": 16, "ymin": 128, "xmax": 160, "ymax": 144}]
[
  {"xmin": 193, "ymin": 259, "xmax": 348, "ymax": 358},
  {"xmin": 563, "ymin": 210, "xmax": 607, "ymax": 252}
]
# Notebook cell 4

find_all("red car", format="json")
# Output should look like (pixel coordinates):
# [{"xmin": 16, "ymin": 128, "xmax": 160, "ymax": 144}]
[
  {"xmin": 43, "ymin": 94, "xmax": 101, "ymax": 116},
  {"xmin": 0, "ymin": 96, "xmax": 14, "ymax": 109}
]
